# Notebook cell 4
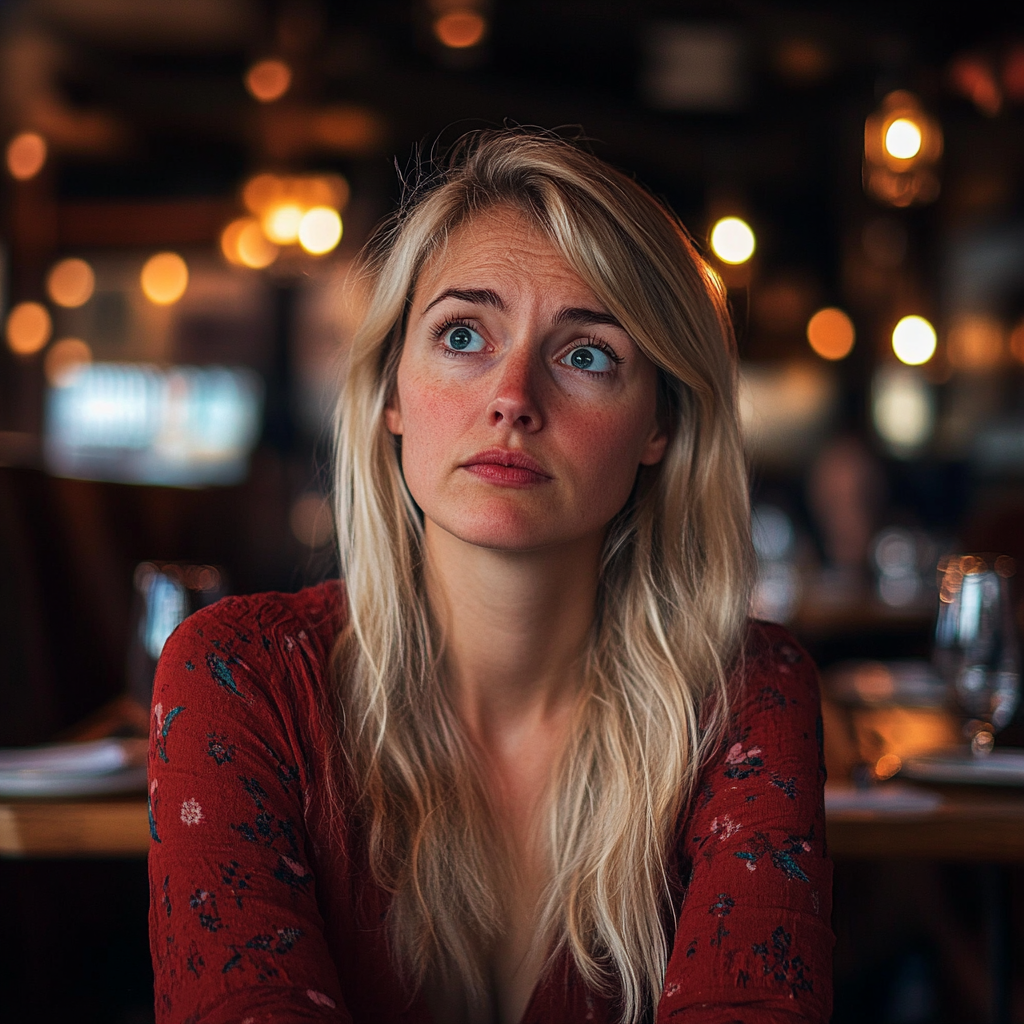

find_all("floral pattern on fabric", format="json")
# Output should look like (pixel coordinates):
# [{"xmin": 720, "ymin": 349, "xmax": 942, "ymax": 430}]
[{"xmin": 149, "ymin": 583, "xmax": 833, "ymax": 1024}]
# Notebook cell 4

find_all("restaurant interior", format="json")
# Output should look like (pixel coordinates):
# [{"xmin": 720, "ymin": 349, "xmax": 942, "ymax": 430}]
[{"xmin": 0, "ymin": 0, "xmax": 1022, "ymax": 1021}]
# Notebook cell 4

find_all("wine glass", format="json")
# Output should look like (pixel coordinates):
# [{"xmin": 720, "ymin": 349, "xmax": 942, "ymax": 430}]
[
  {"xmin": 127, "ymin": 562, "xmax": 226, "ymax": 710},
  {"xmin": 933, "ymin": 554, "xmax": 1020, "ymax": 756}
]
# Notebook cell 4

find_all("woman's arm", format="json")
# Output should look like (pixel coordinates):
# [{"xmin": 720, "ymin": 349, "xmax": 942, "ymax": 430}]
[
  {"xmin": 657, "ymin": 622, "xmax": 833, "ymax": 1024},
  {"xmin": 148, "ymin": 596, "xmax": 352, "ymax": 1024}
]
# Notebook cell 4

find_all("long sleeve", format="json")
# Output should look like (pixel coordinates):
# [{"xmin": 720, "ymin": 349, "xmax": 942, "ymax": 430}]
[
  {"xmin": 148, "ymin": 593, "xmax": 353, "ymax": 1024},
  {"xmin": 657, "ymin": 623, "xmax": 833, "ymax": 1023}
]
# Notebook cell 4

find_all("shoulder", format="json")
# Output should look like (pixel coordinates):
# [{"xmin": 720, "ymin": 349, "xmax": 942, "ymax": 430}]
[
  {"xmin": 163, "ymin": 579, "xmax": 346, "ymax": 663},
  {"xmin": 712, "ymin": 619, "xmax": 825, "ymax": 788},
  {"xmin": 734, "ymin": 618, "xmax": 819, "ymax": 707},
  {"xmin": 155, "ymin": 580, "xmax": 347, "ymax": 720}
]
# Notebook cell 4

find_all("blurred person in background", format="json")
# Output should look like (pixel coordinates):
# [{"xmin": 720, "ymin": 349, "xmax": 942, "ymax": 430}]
[{"xmin": 147, "ymin": 131, "xmax": 832, "ymax": 1024}]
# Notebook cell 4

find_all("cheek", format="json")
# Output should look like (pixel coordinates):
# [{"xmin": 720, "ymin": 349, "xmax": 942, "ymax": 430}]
[
  {"xmin": 394, "ymin": 375, "xmax": 473, "ymax": 491},
  {"xmin": 559, "ymin": 404, "xmax": 655, "ymax": 505}
]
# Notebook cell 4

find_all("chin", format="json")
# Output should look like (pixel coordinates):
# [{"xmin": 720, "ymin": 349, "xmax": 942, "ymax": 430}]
[{"xmin": 425, "ymin": 501, "xmax": 576, "ymax": 553}]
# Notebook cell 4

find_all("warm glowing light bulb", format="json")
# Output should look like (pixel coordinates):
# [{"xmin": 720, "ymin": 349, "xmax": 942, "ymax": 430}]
[
  {"xmin": 806, "ymin": 307, "xmax": 855, "ymax": 361},
  {"xmin": 710, "ymin": 217, "xmax": 756, "ymax": 265},
  {"xmin": 47, "ymin": 258, "xmax": 95, "ymax": 308},
  {"xmin": 5, "ymin": 301, "xmax": 52, "ymax": 355},
  {"xmin": 44, "ymin": 338, "xmax": 92, "ymax": 386},
  {"xmin": 263, "ymin": 203, "xmax": 304, "ymax": 244},
  {"xmin": 892, "ymin": 315, "xmax": 937, "ymax": 365},
  {"xmin": 884, "ymin": 118, "xmax": 922, "ymax": 160},
  {"xmin": 6, "ymin": 132, "xmax": 47, "ymax": 180},
  {"xmin": 245, "ymin": 58, "xmax": 292, "ymax": 103},
  {"xmin": 434, "ymin": 10, "xmax": 487, "ymax": 48},
  {"xmin": 298, "ymin": 206, "xmax": 342, "ymax": 255},
  {"xmin": 221, "ymin": 217, "xmax": 278, "ymax": 269},
  {"xmin": 140, "ymin": 252, "xmax": 189, "ymax": 305},
  {"xmin": 242, "ymin": 172, "xmax": 280, "ymax": 215}
]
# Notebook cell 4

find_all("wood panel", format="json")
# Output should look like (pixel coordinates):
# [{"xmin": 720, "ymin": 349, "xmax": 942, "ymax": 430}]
[{"xmin": 0, "ymin": 799, "xmax": 151, "ymax": 858}]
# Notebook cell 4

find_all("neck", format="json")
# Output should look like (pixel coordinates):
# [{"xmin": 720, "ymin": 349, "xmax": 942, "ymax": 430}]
[{"xmin": 423, "ymin": 522, "xmax": 602, "ymax": 744}]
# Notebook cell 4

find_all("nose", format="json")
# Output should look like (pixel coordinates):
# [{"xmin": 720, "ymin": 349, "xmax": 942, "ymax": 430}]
[{"xmin": 486, "ymin": 348, "xmax": 543, "ymax": 433}]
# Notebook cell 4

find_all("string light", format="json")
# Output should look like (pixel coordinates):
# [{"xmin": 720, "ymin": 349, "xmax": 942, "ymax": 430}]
[
  {"xmin": 434, "ymin": 10, "xmax": 487, "ymax": 48},
  {"xmin": 884, "ymin": 118, "xmax": 923, "ymax": 160},
  {"xmin": 892, "ymin": 315, "xmax": 937, "ymax": 366},
  {"xmin": 221, "ymin": 218, "xmax": 279, "ymax": 269},
  {"xmin": 245, "ymin": 58, "xmax": 292, "ymax": 103},
  {"xmin": 141, "ymin": 252, "xmax": 189, "ymax": 305},
  {"xmin": 47, "ymin": 258, "xmax": 96, "ymax": 308},
  {"xmin": 710, "ymin": 217, "xmax": 756, "ymax": 264},
  {"xmin": 5, "ymin": 302, "xmax": 52, "ymax": 355},
  {"xmin": 6, "ymin": 132, "xmax": 47, "ymax": 180},
  {"xmin": 806, "ymin": 307, "xmax": 855, "ymax": 360},
  {"xmin": 45, "ymin": 338, "xmax": 92, "ymax": 386},
  {"xmin": 262, "ymin": 203, "xmax": 304, "ymax": 245},
  {"xmin": 298, "ymin": 207, "xmax": 343, "ymax": 255}
]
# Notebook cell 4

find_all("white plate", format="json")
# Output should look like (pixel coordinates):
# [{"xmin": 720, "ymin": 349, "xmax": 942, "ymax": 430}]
[
  {"xmin": 901, "ymin": 749, "xmax": 1024, "ymax": 786},
  {"xmin": 0, "ymin": 738, "xmax": 140, "ymax": 774},
  {"xmin": 0, "ymin": 764, "xmax": 148, "ymax": 798},
  {"xmin": 825, "ymin": 783, "xmax": 943, "ymax": 814}
]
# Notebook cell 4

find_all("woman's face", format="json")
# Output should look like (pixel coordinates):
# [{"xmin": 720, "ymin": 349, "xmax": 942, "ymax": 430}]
[{"xmin": 385, "ymin": 205, "xmax": 667, "ymax": 554}]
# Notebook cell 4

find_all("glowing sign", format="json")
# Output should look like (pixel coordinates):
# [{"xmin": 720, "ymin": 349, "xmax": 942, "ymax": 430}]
[{"xmin": 45, "ymin": 363, "xmax": 263, "ymax": 486}]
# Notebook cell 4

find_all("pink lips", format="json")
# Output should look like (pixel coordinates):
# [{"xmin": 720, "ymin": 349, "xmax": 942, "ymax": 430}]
[{"xmin": 461, "ymin": 447, "xmax": 552, "ymax": 486}]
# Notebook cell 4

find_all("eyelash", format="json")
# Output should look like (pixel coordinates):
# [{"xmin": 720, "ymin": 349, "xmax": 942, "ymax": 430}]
[
  {"xmin": 429, "ymin": 317, "xmax": 625, "ymax": 370},
  {"xmin": 571, "ymin": 337, "xmax": 624, "ymax": 367},
  {"xmin": 431, "ymin": 317, "xmax": 478, "ymax": 356}
]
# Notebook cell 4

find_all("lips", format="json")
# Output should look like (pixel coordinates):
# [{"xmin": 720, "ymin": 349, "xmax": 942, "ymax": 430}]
[{"xmin": 460, "ymin": 447, "xmax": 552, "ymax": 486}]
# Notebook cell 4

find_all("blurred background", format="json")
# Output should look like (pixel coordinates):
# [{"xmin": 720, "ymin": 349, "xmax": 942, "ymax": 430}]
[{"xmin": 1, "ymin": 0, "xmax": 1023, "ymax": 1021}]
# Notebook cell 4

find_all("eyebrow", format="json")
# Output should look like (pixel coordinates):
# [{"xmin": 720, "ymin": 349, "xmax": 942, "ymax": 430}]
[
  {"xmin": 423, "ymin": 288, "xmax": 505, "ymax": 314},
  {"xmin": 422, "ymin": 290, "xmax": 624, "ymax": 332},
  {"xmin": 553, "ymin": 306, "xmax": 624, "ymax": 330}
]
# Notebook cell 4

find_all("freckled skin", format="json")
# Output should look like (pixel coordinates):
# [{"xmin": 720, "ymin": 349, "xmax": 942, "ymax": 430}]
[{"xmin": 385, "ymin": 207, "xmax": 667, "ymax": 554}]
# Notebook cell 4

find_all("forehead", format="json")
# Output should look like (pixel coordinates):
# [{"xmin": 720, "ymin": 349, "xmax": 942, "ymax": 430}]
[{"xmin": 414, "ymin": 205, "xmax": 600, "ymax": 307}]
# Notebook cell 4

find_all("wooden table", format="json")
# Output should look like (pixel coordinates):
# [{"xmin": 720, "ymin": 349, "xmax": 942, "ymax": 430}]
[
  {"xmin": 0, "ymin": 797, "xmax": 151, "ymax": 857},
  {"xmin": 2, "ymin": 785, "xmax": 1023, "ymax": 859}
]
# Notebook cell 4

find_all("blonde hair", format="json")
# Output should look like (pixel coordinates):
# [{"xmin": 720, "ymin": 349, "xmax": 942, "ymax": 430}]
[{"xmin": 333, "ymin": 130, "xmax": 753, "ymax": 1021}]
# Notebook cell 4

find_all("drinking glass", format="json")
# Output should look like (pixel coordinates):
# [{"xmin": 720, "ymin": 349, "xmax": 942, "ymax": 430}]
[
  {"xmin": 933, "ymin": 554, "xmax": 1020, "ymax": 755},
  {"xmin": 127, "ymin": 562, "xmax": 226, "ymax": 709}
]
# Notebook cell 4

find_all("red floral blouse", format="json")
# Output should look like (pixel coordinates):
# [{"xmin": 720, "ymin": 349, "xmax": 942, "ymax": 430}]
[{"xmin": 148, "ymin": 581, "xmax": 833, "ymax": 1023}]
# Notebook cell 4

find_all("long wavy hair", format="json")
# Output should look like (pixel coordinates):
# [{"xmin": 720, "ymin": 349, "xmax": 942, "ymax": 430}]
[{"xmin": 333, "ymin": 130, "xmax": 754, "ymax": 1022}]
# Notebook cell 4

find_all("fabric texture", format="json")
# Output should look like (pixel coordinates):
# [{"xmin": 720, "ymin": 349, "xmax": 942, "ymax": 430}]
[{"xmin": 148, "ymin": 581, "xmax": 833, "ymax": 1023}]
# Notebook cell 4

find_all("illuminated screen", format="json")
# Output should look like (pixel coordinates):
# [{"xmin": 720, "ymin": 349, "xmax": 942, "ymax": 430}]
[{"xmin": 45, "ymin": 363, "xmax": 264, "ymax": 486}]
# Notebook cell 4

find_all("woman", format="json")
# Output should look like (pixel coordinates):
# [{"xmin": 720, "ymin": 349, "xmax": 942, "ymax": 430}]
[{"xmin": 149, "ymin": 131, "xmax": 832, "ymax": 1024}]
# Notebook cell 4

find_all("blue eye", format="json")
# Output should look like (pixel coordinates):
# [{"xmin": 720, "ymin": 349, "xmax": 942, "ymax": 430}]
[
  {"xmin": 561, "ymin": 345, "xmax": 614, "ymax": 372},
  {"xmin": 443, "ymin": 325, "xmax": 485, "ymax": 352}
]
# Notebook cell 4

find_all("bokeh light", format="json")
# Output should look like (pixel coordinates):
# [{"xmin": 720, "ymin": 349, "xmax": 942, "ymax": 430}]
[
  {"xmin": 298, "ymin": 206, "xmax": 343, "ymax": 255},
  {"xmin": 47, "ymin": 258, "xmax": 96, "ymax": 308},
  {"xmin": 6, "ymin": 131, "xmax": 47, "ymax": 180},
  {"xmin": 892, "ymin": 315, "xmax": 937, "ymax": 366},
  {"xmin": 44, "ymin": 338, "xmax": 92, "ymax": 386},
  {"xmin": 884, "ymin": 117, "xmax": 923, "ymax": 159},
  {"xmin": 245, "ymin": 58, "xmax": 292, "ymax": 103},
  {"xmin": 290, "ymin": 492, "xmax": 334, "ymax": 548},
  {"xmin": 434, "ymin": 10, "xmax": 487, "ymax": 49},
  {"xmin": 262, "ymin": 203, "xmax": 304, "ymax": 244},
  {"xmin": 947, "ymin": 315, "xmax": 1003, "ymax": 371},
  {"xmin": 5, "ymin": 302, "xmax": 53, "ymax": 355},
  {"xmin": 710, "ymin": 217, "xmax": 756, "ymax": 264},
  {"xmin": 221, "ymin": 217, "xmax": 279, "ymax": 269},
  {"xmin": 873, "ymin": 366, "xmax": 935, "ymax": 452},
  {"xmin": 140, "ymin": 252, "xmax": 189, "ymax": 305},
  {"xmin": 806, "ymin": 307, "xmax": 855, "ymax": 360}
]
